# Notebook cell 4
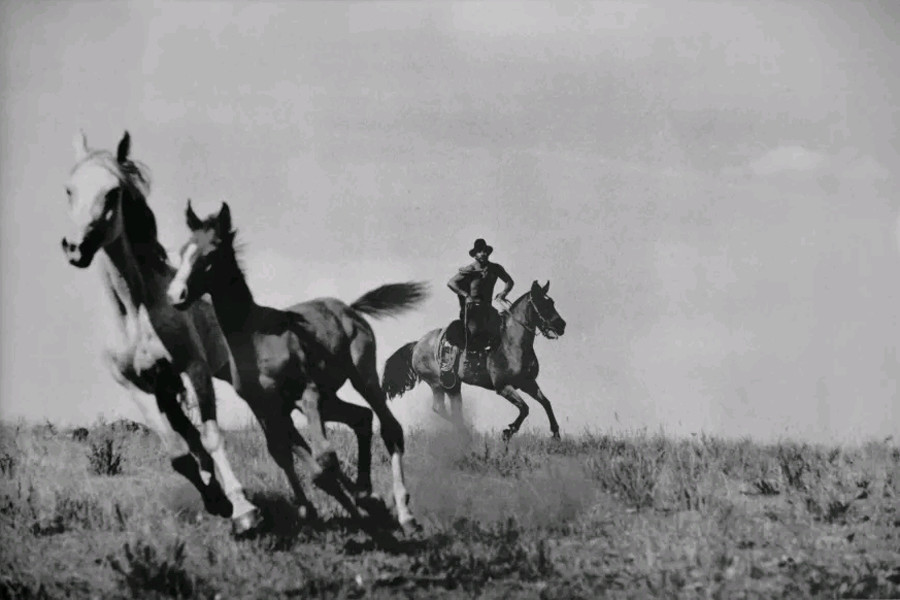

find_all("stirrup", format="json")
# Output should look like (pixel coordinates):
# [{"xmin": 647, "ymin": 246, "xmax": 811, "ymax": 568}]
[{"xmin": 439, "ymin": 369, "xmax": 457, "ymax": 389}]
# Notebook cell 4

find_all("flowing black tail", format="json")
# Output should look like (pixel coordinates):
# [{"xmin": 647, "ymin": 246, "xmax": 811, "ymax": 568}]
[
  {"xmin": 351, "ymin": 282, "xmax": 429, "ymax": 319},
  {"xmin": 382, "ymin": 342, "xmax": 419, "ymax": 400}
]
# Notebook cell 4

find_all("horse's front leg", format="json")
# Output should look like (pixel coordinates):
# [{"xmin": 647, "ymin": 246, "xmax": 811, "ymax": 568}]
[
  {"xmin": 248, "ymin": 401, "xmax": 318, "ymax": 521},
  {"xmin": 104, "ymin": 350, "xmax": 229, "ymax": 514},
  {"xmin": 284, "ymin": 424, "xmax": 362, "ymax": 521},
  {"xmin": 517, "ymin": 379, "xmax": 560, "ymax": 439},
  {"xmin": 497, "ymin": 384, "xmax": 529, "ymax": 441},
  {"xmin": 431, "ymin": 385, "xmax": 449, "ymax": 418},
  {"xmin": 319, "ymin": 393, "xmax": 374, "ymax": 499},
  {"xmin": 183, "ymin": 361, "xmax": 261, "ymax": 536}
]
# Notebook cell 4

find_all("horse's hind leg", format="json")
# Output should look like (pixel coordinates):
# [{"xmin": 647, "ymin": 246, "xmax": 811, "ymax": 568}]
[
  {"xmin": 497, "ymin": 384, "xmax": 529, "ymax": 441},
  {"xmin": 319, "ymin": 393, "xmax": 374, "ymax": 498},
  {"xmin": 518, "ymin": 379, "xmax": 560, "ymax": 439},
  {"xmin": 349, "ymin": 342, "xmax": 417, "ymax": 531}
]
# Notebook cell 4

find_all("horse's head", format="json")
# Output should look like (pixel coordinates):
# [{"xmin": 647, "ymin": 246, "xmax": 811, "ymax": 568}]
[
  {"xmin": 61, "ymin": 131, "xmax": 146, "ymax": 268},
  {"xmin": 167, "ymin": 200, "xmax": 235, "ymax": 310},
  {"xmin": 524, "ymin": 280, "xmax": 567, "ymax": 339}
]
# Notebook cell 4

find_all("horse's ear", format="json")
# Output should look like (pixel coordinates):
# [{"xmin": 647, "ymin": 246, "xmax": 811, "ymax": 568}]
[
  {"xmin": 531, "ymin": 280, "xmax": 541, "ymax": 294},
  {"xmin": 116, "ymin": 131, "xmax": 131, "ymax": 164},
  {"xmin": 217, "ymin": 202, "xmax": 232, "ymax": 236},
  {"xmin": 542, "ymin": 280, "xmax": 550, "ymax": 294},
  {"xmin": 73, "ymin": 130, "xmax": 88, "ymax": 161},
  {"xmin": 185, "ymin": 199, "xmax": 202, "ymax": 231}
]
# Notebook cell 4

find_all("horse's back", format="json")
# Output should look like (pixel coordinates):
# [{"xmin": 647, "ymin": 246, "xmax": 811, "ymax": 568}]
[
  {"xmin": 285, "ymin": 298, "xmax": 355, "ymax": 352},
  {"xmin": 411, "ymin": 328, "xmax": 443, "ymax": 376}
]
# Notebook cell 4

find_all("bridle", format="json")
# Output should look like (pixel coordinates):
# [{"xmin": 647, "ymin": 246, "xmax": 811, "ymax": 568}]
[{"xmin": 509, "ymin": 293, "xmax": 558, "ymax": 337}]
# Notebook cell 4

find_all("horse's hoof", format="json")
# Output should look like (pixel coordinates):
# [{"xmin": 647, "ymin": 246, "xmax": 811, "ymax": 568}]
[
  {"xmin": 205, "ymin": 497, "xmax": 234, "ymax": 519},
  {"xmin": 297, "ymin": 503, "xmax": 318, "ymax": 523},
  {"xmin": 551, "ymin": 431, "xmax": 561, "ymax": 441},
  {"xmin": 231, "ymin": 507, "xmax": 263, "ymax": 538},
  {"xmin": 356, "ymin": 493, "xmax": 391, "ymax": 522},
  {"xmin": 501, "ymin": 428, "xmax": 514, "ymax": 442},
  {"xmin": 315, "ymin": 449, "xmax": 340, "ymax": 474},
  {"xmin": 399, "ymin": 517, "xmax": 422, "ymax": 535}
]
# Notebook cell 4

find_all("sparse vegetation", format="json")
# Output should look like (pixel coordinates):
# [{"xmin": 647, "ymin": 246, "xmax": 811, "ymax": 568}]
[
  {"xmin": 0, "ymin": 421, "xmax": 898, "ymax": 598},
  {"xmin": 109, "ymin": 538, "xmax": 213, "ymax": 599},
  {"xmin": 88, "ymin": 436, "xmax": 125, "ymax": 476}
]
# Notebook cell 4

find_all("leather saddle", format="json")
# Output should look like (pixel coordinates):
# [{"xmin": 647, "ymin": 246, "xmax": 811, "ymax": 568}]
[{"xmin": 437, "ymin": 317, "xmax": 498, "ymax": 389}]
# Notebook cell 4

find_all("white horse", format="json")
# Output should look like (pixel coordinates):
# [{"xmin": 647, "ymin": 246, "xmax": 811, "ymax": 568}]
[{"xmin": 60, "ymin": 130, "xmax": 262, "ymax": 536}]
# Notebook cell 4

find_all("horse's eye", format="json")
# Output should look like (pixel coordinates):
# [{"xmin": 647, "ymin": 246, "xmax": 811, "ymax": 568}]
[{"xmin": 204, "ymin": 263, "xmax": 213, "ymax": 273}]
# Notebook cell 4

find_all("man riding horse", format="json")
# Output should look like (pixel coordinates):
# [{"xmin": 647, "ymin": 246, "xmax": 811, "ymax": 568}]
[{"xmin": 440, "ymin": 238, "xmax": 514, "ymax": 387}]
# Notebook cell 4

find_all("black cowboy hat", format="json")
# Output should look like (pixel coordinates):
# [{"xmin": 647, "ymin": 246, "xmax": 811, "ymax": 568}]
[{"xmin": 469, "ymin": 238, "xmax": 493, "ymax": 257}]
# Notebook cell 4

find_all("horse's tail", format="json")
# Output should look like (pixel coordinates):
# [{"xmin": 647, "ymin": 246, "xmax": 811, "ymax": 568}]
[
  {"xmin": 350, "ymin": 282, "xmax": 429, "ymax": 320},
  {"xmin": 382, "ymin": 342, "xmax": 420, "ymax": 401}
]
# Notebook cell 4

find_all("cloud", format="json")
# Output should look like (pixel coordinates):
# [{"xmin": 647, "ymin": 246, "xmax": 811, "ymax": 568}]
[
  {"xmin": 839, "ymin": 154, "xmax": 890, "ymax": 182},
  {"xmin": 448, "ymin": 2, "xmax": 645, "ymax": 37},
  {"xmin": 748, "ymin": 145, "xmax": 827, "ymax": 176},
  {"xmin": 745, "ymin": 145, "xmax": 892, "ymax": 186}
]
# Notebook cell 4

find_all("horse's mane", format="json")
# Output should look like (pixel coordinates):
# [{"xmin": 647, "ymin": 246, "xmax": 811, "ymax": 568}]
[
  {"xmin": 82, "ymin": 151, "xmax": 169, "ymax": 273},
  {"xmin": 508, "ymin": 289, "xmax": 533, "ymax": 311},
  {"xmin": 195, "ymin": 215, "xmax": 248, "ymax": 278}
]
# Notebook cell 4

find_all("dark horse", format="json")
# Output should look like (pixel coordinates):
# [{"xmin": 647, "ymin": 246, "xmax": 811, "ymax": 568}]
[
  {"xmin": 167, "ymin": 201, "xmax": 429, "ymax": 531},
  {"xmin": 382, "ymin": 281, "xmax": 567, "ymax": 440}
]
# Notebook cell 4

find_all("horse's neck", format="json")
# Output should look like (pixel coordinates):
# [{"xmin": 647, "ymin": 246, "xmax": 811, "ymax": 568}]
[
  {"xmin": 209, "ymin": 258, "xmax": 256, "ymax": 336},
  {"xmin": 100, "ymin": 235, "xmax": 169, "ymax": 315},
  {"xmin": 502, "ymin": 302, "xmax": 536, "ymax": 353}
]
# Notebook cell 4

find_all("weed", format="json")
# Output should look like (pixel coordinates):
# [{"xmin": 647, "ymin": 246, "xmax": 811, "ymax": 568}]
[
  {"xmin": 88, "ymin": 437, "xmax": 124, "ymax": 476},
  {"xmin": 454, "ymin": 441, "xmax": 539, "ymax": 478},
  {"xmin": 777, "ymin": 443, "xmax": 811, "ymax": 491},
  {"xmin": 109, "ymin": 539, "xmax": 213, "ymax": 599},
  {"xmin": 0, "ymin": 453, "xmax": 16, "ymax": 479},
  {"xmin": 585, "ymin": 438, "xmax": 664, "ymax": 508}
]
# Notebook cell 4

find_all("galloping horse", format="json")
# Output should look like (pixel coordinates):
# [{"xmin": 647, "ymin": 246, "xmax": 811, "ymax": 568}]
[
  {"xmin": 166, "ymin": 201, "xmax": 429, "ymax": 531},
  {"xmin": 382, "ymin": 281, "xmax": 567, "ymax": 440},
  {"xmin": 60, "ymin": 131, "xmax": 262, "ymax": 536}
]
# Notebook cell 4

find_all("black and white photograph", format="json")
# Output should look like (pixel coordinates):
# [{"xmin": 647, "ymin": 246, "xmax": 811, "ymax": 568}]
[{"xmin": 1, "ymin": 1, "xmax": 898, "ymax": 597}]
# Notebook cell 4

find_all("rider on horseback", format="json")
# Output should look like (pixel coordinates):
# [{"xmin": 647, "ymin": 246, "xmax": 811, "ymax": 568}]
[{"xmin": 440, "ymin": 238, "xmax": 514, "ymax": 386}]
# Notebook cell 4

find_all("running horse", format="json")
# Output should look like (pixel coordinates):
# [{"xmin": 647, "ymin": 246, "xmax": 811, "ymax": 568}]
[
  {"xmin": 382, "ymin": 282, "xmax": 567, "ymax": 440},
  {"xmin": 60, "ymin": 131, "xmax": 262, "ymax": 536},
  {"xmin": 166, "ymin": 201, "xmax": 429, "ymax": 532}
]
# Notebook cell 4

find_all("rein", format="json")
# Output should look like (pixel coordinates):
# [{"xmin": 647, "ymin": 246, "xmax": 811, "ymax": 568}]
[{"xmin": 508, "ymin": 294, "xmax": 555, "ymax": 337}]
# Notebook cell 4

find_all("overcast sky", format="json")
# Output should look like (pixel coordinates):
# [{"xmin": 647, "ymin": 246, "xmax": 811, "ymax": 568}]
[{"xmin": 1, "ymin": 1, "xmax": 898, "ymax": 442}]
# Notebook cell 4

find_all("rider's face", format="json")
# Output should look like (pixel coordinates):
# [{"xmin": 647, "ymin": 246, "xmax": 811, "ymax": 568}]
[{"xmin": 474, "ymin": 250, "xmax": 489, "ymax": 264}]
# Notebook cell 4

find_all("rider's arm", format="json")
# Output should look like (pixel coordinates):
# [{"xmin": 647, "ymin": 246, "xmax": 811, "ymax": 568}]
[
  {"xmin": 447, "ymin": 272, "xmax": 469, "ymax": 299},
  {"xmin": 495, "ymin": 266, "xmax": 514, "ymax": 300}
]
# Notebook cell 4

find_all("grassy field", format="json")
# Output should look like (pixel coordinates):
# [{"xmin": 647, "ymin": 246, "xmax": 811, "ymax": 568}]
[{"xmin": 1, "ymin": 419, "xmax": 898, "ymax": 599}]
